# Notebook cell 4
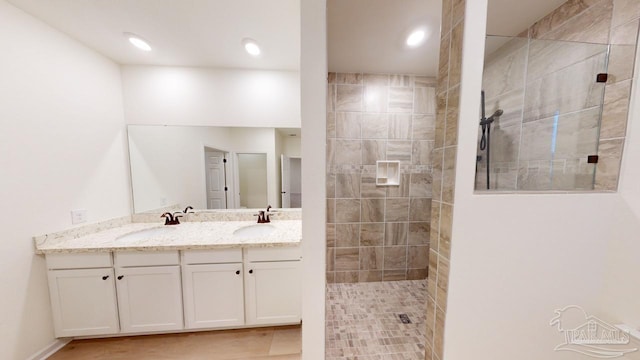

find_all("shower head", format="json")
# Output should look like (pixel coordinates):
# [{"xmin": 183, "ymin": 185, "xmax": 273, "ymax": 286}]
[
  {"xmin": 490, "ymin": 109, "xmax": 504, "ymax": 119},
  {"xmin": 480, "ymin": 108, "xmax": 503, "ymax": 126},
  {"xmin": 484, "ymin": 109, "xmax": 504, "ymax": 124}
]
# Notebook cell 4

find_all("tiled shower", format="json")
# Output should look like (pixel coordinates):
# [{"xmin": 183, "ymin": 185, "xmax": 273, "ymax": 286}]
[
  {"xmin": 325, "ymin": 0, "xmax": 640, "ymax": 360},
  {"xmin": 476, "ymin": 0, "xmax": 638, "ymax": 191},
  {"xmin": 326, "ymin": 73, "xmax": 436, "ymax": 283}
]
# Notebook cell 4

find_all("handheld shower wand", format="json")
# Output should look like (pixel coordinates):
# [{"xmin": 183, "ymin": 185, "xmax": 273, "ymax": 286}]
[{"xmin": 479, "ymin": 91, "xmax": 503, "ymax": 189}]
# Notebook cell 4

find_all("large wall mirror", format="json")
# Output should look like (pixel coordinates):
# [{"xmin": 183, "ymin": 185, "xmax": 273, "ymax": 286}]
[{"xmin": 128, "ymin": 125, "xmax": 301, "ymax": 213}]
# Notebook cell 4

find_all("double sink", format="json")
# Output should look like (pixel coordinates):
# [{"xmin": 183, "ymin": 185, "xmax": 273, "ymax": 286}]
[{"xmin": 117, "ymin": 223, "xmax": 276, "ymax": 242}]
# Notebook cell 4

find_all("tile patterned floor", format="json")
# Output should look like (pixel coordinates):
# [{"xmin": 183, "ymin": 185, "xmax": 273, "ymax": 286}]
[{"xmin": 326, "ymin": 280, "xmax": 428, "ymax": 360}]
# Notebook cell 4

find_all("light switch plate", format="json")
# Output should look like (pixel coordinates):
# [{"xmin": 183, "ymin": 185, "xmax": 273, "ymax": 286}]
[{"xmin": 71, "ymin": 209, "xmax": 87, "ymax": 224}]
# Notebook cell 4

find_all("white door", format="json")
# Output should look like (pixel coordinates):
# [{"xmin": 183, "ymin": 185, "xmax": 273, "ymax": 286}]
[
  {"xmin": 116, "ymin": 266, "xmax": 184, "ymax": 333},
  {"xmin": 244, "ymin": 261, "xmax": 301, "ymax": 325},
  {"xmin": 47, "ymin": 268, "xmax": 119, "ymax": 337},
  {"xmin": 182, "ymin": 263, "xmax": 245, "ymax": 329},
  {"xmin": 281, "ymin": 154, "xmax": 291, "ymax": 208},
  {"xmin": 205, "ymin": 149, "xmax": 227, "ymax": 209}
]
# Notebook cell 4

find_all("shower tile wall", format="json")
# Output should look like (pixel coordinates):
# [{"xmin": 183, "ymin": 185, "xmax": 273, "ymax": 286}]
[
  {"xmin": 424, "ymin": 0, "xmax": 466, "ymax": 358},
  {"xmin": 477, "ymin": 0, "xmax": 640, "ymax": 191},
  {"xmin": 326, "ymin": 73, "xmax": 436, "ymax": 284}
]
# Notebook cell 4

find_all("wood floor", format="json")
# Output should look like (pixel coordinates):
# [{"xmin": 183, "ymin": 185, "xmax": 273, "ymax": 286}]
[{"xmin": 48, "ymin": 326, "xmax": 302, "ymax": 360}]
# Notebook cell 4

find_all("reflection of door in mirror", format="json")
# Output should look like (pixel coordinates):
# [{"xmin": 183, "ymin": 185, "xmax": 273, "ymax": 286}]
[
  {"xmin": 237, "ymin": 153, "xmax": 268, "ymax": 208},
  {"xmin": 204, "ymin": 148, "xmax": 228, "ymax": 209},
  {"xmin": 281, "ymin": 155, "xmax": 302, "ymax": 208}
]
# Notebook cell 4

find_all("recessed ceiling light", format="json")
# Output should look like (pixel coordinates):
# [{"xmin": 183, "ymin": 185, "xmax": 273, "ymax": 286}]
[
  {"xmin": 124, "ymin": 32, "xmax": 152, "ymax": 52},
  {"xmin": 242, "ymin": 38, "xmax": 261, "ymax": 56},
  {"xmin": 406, "ymin": 29, "xmax": 426, "ymax": 47}
]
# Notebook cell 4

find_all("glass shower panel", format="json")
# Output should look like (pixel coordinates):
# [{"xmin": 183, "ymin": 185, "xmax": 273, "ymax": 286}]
[{"xmin": 476, "ymin": 36, "xmax": 609, "ymax": 191}]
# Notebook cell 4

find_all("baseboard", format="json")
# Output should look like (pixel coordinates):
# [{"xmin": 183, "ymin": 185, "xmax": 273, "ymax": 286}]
[{"xmin": 26, "ymin": 338, "xmax": 71, "ymax": 360}]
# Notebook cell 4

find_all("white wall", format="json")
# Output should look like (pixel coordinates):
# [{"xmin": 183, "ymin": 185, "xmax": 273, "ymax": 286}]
[
  {"xmin": 128, "ymin": 126, "xmax": 280, "ymax": 212},
  {"xmin": 300, "ymin": 0, "xmax": 326, "ymax": 359},
  {"xmin": 0, "ymin": 1, "xmax": 131, "ymax": 359},
  {"xmin": 443, "ymin": 1, "xmax": 640, "ymax": 359},
  {"xmin": 121, "ymin": 65, "xmax": 301, "ymax": 128},
  {"xmin": 283, "ymin": 136, "xmax": 302, "ymax": 157},
  {"xmin": 600, "ymin": 42, "xmax": 640, "ymax": 330}
]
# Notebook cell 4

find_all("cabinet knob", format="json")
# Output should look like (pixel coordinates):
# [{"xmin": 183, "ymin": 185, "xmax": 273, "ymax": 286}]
[
  {"xmin": 117, "ymin": 275, "xmax": 124, "ymax": 280},
  {"xmin": 102, "ymin": 275, "xmax": 109, "ymax": 280},
  {"xmin": 249, "ymin": 269, "xmax": 253, "ymax": 274},
  {"xmin": 235, "ymin": 270, "xmax": 240, "ymax": 275}
]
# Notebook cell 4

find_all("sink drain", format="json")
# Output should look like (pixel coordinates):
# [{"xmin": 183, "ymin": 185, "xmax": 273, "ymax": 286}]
[{"xmin": 398, "ymin": 313, "xmax": 412, "ymax": 324}]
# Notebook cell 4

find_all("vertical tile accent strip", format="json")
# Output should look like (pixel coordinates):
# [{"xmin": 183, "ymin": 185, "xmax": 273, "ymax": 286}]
[{"xmin": 425, "ymin": 0, "xmax": 464, "ymax": 358}]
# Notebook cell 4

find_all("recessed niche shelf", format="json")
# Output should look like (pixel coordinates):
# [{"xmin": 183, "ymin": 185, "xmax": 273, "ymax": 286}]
[{"xmin": 376, "ymin": 161, "xmax": 400, "ymax": 186}]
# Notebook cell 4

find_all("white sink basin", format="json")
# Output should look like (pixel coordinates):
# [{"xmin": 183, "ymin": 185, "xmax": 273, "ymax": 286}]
[
  {"xmin": 233, "ymin": 224, "xmax": 276, "ymax": 238},
  {"xmin": 117, "ymin": 227, "xmax": 175, "ymax": 242}
]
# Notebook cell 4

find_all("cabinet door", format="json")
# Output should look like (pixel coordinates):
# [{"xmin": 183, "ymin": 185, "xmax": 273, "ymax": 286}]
[
  {"xmin": 244, "ymin": 261, "xmax": 301, "ymax": 325},
  {"xmin": 116, "ymin": 266, "xmax": 183, "ymax": 333},
  {"xmin": 47, "ymin": 268, "xmax": 119, "ymax": 337},
  {"xmin": 182, "ymin": 263, "xmax": 244, "ymax": 329}
]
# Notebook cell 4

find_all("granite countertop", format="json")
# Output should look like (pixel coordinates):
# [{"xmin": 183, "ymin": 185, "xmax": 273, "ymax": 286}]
[{"xmin": 35, "ymin": 220, "xmax": 301, "ymax": 254}]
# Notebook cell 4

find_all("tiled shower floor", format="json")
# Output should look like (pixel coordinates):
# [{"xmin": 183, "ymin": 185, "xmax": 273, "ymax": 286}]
[{"xmin": 325, "ymin": 280, "xmax": 428, "ymax": 360}]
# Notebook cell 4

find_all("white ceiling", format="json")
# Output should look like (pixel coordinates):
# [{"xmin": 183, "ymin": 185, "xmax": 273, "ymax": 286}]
[
  {"xmin": 487, "ymin": 0, "xmax": 569, "ymax": 36},
  {"xmin": 328, "ymin": 0, "xmax": 442, "ymax": 76},
  {"xmin": 7, "ymin": 0, "xmax": 300, "ymax": 70},
  {"xmin": 327, "ymin": 0, "xmax": 570, "ymax": 77},
  {"xmin": 8, "ymin": 0, "xmax": 570, "ymax": 74}
]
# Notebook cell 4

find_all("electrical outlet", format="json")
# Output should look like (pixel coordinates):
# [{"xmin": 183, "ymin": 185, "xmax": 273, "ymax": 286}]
[{"xmin": 71, "ymin": 209, "xmax": 87, "ymax": 224}]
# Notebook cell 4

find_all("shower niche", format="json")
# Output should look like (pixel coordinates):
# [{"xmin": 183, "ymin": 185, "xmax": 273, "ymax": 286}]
[
  {"xmin": 375, "ymin": 161, "xmax": 401, "ymax": 186},
  {"xmin": 475, "ymin": 35, "xmax": 612, "ymax": 191}
]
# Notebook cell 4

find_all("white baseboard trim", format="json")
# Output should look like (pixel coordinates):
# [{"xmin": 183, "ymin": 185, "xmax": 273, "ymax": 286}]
[{"xmin": 26, "ymin": 338, "xmax": 71, "ymax": 360}]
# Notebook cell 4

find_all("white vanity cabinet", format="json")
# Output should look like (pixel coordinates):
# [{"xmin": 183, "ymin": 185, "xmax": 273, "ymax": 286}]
[
  {"xmin": 44, "ymin": 244, "xmax": 301, "ymax": 339},
  {"xmin": 46, "ymin": 253, "xmax": 119, "ymax": 337},
  {"xmin": 114, "ymin": 251, "xmax": 184, "ymax": 333},
  {"xmin": 244, "ymin": 247, "xmax": 302, "ymax": 325},
  {"xmin": 182, "ymin": 249, "xmax": 245, "ymax": 329}
]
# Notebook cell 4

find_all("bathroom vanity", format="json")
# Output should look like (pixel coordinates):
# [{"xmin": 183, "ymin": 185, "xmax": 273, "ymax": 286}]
[{"xmin": 35, "ymin": 219, "xmax": 302, "ymax": 338}]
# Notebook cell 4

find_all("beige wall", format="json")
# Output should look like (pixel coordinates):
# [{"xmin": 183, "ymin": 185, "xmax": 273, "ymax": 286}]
[{"xmin": 326, "ymin": 73, "xmax": 436, "ymax": 283}]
